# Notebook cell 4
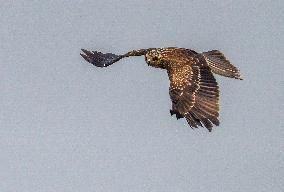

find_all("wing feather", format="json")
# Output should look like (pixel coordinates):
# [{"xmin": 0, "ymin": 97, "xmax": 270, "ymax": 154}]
[
  {"xmin": 80, "ymin": 49, "xmax": 150, "ymax": 67},
  {"xmin": 202, "ymin": 50, "xmax": 243, "ymax": 80},
  {"xmin": 168, "ymin": 61, "xmax": 200, "ymax": 118},
  {"xmin": 186, "ymin": 65, "xmax": 220, "ymax": 131},
  {"xmin": 166, "ymin": 50, "xmax": 220, "ymax": 131}
]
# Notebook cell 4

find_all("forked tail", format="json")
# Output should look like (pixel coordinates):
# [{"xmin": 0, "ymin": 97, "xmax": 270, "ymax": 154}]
[{"xmin": 202, "ymin": 50, "xmax": 243, "ymax": 80}]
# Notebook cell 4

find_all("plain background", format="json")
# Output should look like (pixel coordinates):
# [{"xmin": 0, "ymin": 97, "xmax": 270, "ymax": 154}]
[{"xmin": 0, "ymin": 1, "xmax": 283, "ymax": 191}]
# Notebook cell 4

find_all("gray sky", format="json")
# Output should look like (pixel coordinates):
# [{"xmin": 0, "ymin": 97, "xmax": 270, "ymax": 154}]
[{"xmin": 0, "ymin": 1, "xmax": 283, "ymax": 191}]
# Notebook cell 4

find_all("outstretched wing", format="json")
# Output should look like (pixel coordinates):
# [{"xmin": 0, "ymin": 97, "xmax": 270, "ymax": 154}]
[
  {"xmin": 80, "ymin": 49, "xmax": 150, "ymax": 67},
  {"xmin": 185, "ymin": 64, "xmax": 220, "ymax": 131},
  {"xmin": 167, "ymin": 53, "xmax": 219, "ymax": 131},
  {"xmin": 80, "ymin": 49, "xmax": 122, "ymax": 67},
  {"xmin": 202, "ymin": 50, "xmax": 243, "ymax": 80},
  {"xmin": 168, "ymin": 62, "xmax": 200, "ymax": 119}
]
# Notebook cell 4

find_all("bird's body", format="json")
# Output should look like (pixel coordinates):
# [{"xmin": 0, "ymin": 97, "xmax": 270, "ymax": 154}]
[{"xmin": 80, "ymin": 47, "xmax": 242, "ymax": 131}]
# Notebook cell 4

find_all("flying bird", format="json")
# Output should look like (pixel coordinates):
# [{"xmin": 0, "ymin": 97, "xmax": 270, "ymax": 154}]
[{"xmin": 80, "ymin": 47, "xmax": 242, "ymax": 132}]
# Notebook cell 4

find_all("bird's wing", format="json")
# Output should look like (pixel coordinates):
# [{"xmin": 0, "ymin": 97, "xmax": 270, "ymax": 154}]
[
  {"xmin": 80, "ymin": 49, "xmax": 123, "ymax": 67},
  {"xmin": 167, "ymin": 54, "xmax": 219, "ymax": 131},
  {"xmin": 80, "ymin": 49, "xmax": 150, "ymax": 67},
  {"xmin": 168, "ymin": 60, "xmax": 200, "ymax": 118},
  {"xmin": 202, "ymin": 50, "xmax": 243, "ymax": 80}
]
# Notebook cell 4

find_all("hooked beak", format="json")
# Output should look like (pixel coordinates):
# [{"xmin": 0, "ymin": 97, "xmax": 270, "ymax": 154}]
[{"xmin": 145, "ymin": 56, "xmax": 151, "ymax": 64}]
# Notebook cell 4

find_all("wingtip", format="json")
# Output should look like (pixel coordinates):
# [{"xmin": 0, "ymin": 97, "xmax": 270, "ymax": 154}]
[
  {"xmin": 81, "ymin": 49, "xmax": 92, "ymax": 56},
  {"xmin": 80, "ymin": 48, "xmax": 122, "ymax": 68},
  {"xmin": 81, "ymin": 48, "xmax": 87, "ymax": 53},
  {"xmin": 80, "ymin": 52, "xmax": 91, "ymax": 63}
]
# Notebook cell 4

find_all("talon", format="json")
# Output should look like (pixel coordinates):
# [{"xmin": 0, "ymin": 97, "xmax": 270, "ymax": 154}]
[{"xmin": 176, "ymin": 114, "xmax": 183, "ymax": 120}]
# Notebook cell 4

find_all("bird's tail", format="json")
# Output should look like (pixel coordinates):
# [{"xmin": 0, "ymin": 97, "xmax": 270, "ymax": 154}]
[{"xmin": 201, "ymin": 50, "xmax": 243, "ymax": 80}]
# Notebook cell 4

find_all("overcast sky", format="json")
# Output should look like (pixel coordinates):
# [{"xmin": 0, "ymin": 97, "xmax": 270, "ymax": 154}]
[{"xmin": 0, "ymin": 1, "xmax": 283, "ymax": 192}]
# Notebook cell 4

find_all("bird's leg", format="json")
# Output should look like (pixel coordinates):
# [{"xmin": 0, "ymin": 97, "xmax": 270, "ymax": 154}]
[
  {"xmin": 80, "ymin": 49, "xmax": 122, "ymax": 67},
  {"xmin": 170, "ymin": 109, "xmax": 183, "ymax": 119}
]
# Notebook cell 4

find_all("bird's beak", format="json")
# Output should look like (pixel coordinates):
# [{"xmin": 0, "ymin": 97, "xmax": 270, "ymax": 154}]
[{"xmin": 145, "ymin": 56, "xmax": 150, "ymax": 64}]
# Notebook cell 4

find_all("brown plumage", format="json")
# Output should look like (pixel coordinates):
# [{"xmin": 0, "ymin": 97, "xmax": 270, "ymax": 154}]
[{"xmin": 80, "ymin": 47, "xmax": 242, "ymax": 132}]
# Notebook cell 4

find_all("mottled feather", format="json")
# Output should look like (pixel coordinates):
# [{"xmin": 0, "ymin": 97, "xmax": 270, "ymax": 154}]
[
  {"xmin": 80, "ymin": 47, "xmax": 242, "ymax": 132},
  {"xmin": 160, "ymin": 48, "xmax": 220, "ymax": 131}
]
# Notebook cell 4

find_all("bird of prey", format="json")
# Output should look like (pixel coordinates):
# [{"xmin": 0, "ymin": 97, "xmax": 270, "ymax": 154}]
[{"xmin": 80, "ymin": 47, "xmax": 242, "ymax": 132}]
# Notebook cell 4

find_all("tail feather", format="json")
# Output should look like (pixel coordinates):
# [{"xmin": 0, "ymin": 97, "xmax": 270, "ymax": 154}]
[{"xmin": 202, "ymin": 50, "xmax": 243, "ymax": 80}]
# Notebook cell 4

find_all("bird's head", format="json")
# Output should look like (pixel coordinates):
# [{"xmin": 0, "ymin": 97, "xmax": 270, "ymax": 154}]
[{"xmin": 145, "ymin": 49, "xmax": 165, "ymax": 68}]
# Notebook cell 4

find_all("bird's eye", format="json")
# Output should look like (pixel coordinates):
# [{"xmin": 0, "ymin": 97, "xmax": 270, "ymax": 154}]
[{"xmin": 152, "ymin": 56, "xmax": 158, "ymax": 61}]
